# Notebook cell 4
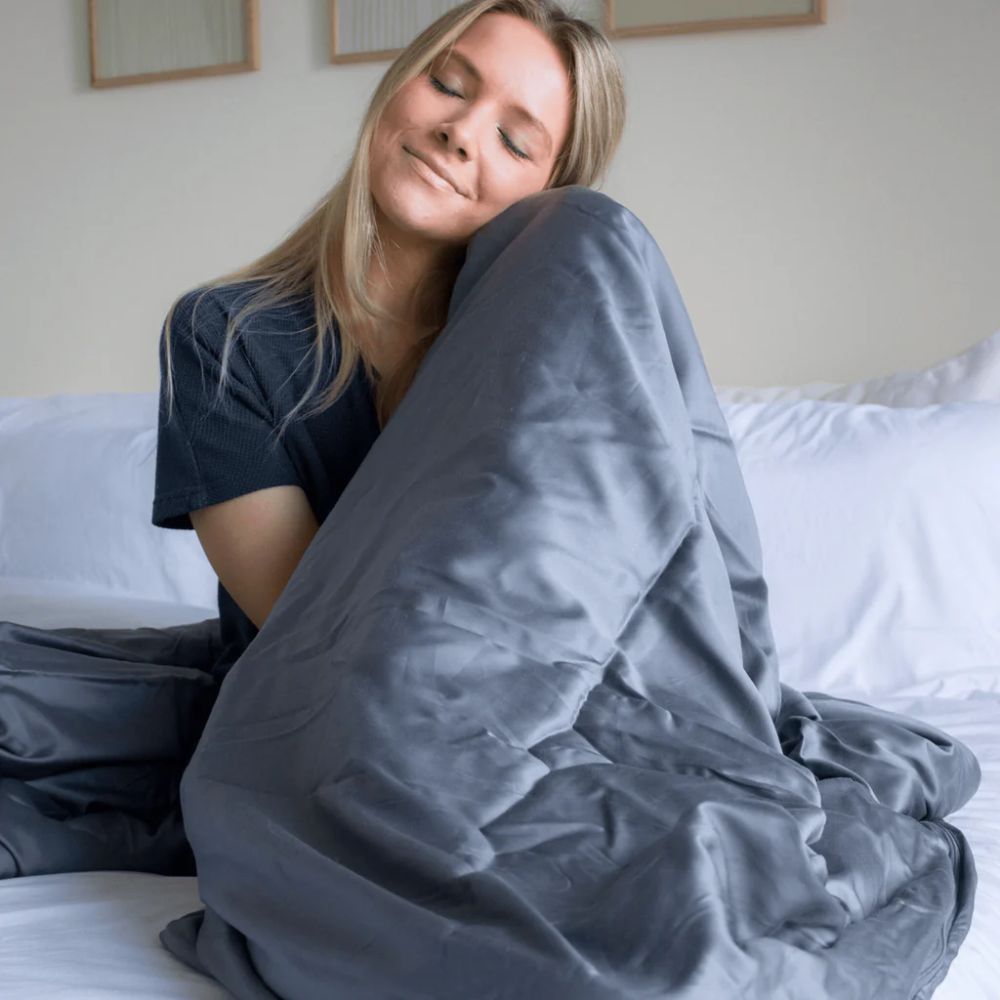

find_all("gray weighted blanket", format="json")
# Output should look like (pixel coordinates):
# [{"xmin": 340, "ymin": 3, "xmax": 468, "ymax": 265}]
[
  {"xmin": 162, "ymin": 187, "xmax": 981, "ymax": 998},
  {"xmin": 1, "ymin": 184, "xmax": 979, "ymax": 999}
]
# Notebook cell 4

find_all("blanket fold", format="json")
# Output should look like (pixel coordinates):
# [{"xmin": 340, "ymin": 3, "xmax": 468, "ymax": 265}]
[{"xmin": 0, "ymin": 617, "xmax": 221, "ymax": 878}]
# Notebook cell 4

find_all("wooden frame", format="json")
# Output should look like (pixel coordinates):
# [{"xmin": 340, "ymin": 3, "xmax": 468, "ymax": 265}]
[
  {"xmin": 329, "ymin": 0, "xmax": 604, "ymax": 65},
  {"xmin": 326, "ymin": 0, "xmax": 824, "ymax": 66},
  {"xmin": 329, "ymin": 0, "xmax": 410, "ymax": 66},
  {"xmin": 88, "ymin": 0, "xmax": 260, "ymax": 89},
  {"xmin": 603, "ymin": 0, "xmax": 827, "ymax": 39},
  {"xmin": 327, "ymin": 0, "xmax": 461, "ymax": 63}
]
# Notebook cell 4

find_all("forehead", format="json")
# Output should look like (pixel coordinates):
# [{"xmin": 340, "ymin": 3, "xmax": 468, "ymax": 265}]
[{"xmin": 440, "ymin": 13, "xmax": 572, "ymax": 147}]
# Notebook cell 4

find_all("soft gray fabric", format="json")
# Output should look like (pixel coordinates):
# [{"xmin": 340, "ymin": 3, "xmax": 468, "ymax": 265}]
[
  {"xmin": 0, "ymin": 185, "xmax": 979, "ymax": 998},
  {"xmin": 155, "ymin": 187, "xmax": 981, "ymax": 998},
  {"xmin": 0, "ymin": 616, "xmax": 221, "ymax": 877}
]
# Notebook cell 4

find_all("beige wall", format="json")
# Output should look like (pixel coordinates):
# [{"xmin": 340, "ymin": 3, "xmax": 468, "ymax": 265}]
[{"xmin": 1, "ymin": 0, "xmax": 998, "ymax": 395}]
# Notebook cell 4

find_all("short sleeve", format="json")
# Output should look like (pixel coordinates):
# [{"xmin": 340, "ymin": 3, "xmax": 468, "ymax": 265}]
[{"xmin": 152, "ymin": 287, "xmax": 301, "ymax": 530}]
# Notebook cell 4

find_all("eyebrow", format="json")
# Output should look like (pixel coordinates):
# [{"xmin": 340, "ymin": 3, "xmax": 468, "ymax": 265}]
[{"xmin": 442, "ymin": 48, "xmax": 553, "ymax": 154}]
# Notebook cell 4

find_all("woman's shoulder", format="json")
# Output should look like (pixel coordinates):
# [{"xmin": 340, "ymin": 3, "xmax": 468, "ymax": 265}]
[
  {"xmin": 165, "ymin": 282, "xmax": 232, "ymax": 346},
  {"xmin": 168, "ymin": 280, "xmax": 325, "ymax": 348},
  {"xmin": 170, "ymin": 279, "xmax": 265, "ymax": 328}
]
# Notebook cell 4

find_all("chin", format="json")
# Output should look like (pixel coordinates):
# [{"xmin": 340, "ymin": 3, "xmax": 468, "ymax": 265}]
[{"xmin": 375, "ymin": 190, "xmax": 474, "ymax": 246}]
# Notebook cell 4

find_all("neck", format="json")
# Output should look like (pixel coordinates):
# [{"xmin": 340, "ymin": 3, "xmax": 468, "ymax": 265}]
[{"xmin": 367, "ymin": 206, "xmax": 464, "ymax": 338}]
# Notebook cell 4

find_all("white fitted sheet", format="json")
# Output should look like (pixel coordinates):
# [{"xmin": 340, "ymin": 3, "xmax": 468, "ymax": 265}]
[
  {"xmin": 1, "ymin": 582, "xmax": 996, "ymax": 999},
  {"xmin": 0, "ymin": 872, "xmax": 229, "ymax": 999},
  {"xmin": 0, "ymin": 576, "xmax": 216, "ymax": 631}
]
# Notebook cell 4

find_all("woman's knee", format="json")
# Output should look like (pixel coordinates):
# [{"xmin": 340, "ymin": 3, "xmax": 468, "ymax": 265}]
[
  {"xmin": 487, "ymin": 184, "xmax": 635, "ymax": 248},
  {"xmin": 455, "ymin": 184, "xmax": 647, "ymax": 306}
]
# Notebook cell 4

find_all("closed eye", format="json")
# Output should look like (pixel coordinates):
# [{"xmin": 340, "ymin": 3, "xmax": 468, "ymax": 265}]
[
  {"xmin": 429, "ymin": 74, "xmax": 459, "ymax": 98},
  {"xmin": 427, "ymin": 75, "xmax": 530, "ymax": 161},
  {"xmin": 499, "ymin": 130, "xmax": 530, "ymax": 160}
]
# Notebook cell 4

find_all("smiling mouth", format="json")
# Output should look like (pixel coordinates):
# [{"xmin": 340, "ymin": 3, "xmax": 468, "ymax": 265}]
[{"xmin": 403, "ymin": 146, "xmax": 463, "ymax": 197}]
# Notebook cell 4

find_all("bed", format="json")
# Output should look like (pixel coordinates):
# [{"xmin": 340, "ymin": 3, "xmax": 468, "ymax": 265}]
[{"xmin": 1, "ymin": 320, "xmax": 997, "ymax": 998}]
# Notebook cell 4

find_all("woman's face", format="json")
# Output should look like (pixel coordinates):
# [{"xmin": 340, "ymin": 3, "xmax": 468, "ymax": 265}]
[{"xmin": 368, "ymin": 12, "xmax": 573, "ymax": 250}]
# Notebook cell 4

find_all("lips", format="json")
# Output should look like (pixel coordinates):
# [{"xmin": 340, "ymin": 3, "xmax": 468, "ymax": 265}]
[{"xmin": 403, "ymin": 146, "xmax": 465, "ymax": 197}]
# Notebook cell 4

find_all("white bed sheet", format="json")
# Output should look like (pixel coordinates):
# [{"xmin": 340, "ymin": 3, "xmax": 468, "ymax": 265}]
[
  {"xmin": 0, "ymin": 575, "xmax": 216, "ymax": 631},
  {"xmin": 1, "ymin": 581, "xmax": 996, "ymax": 999}
]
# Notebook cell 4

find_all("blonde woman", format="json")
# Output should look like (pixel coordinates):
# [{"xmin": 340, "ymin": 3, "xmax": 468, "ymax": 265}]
[
  {"xmin": 156, "ymin": 2, "xmax": 980, "ymax": 995},
  {"xmin": 152, "ymin": 0, "xmax": 626, "ymax": 678},
  {"xmin": 0, "ymin": 0, "xmax": 625, "ymax": 879}
]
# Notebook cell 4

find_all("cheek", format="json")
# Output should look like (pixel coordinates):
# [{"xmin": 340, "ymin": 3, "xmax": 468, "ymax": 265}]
[
  {"xmin": 374, "ymin": 111, "xmax": 403, "ymax": 150},
  {"xmin": 379, "ymin": 84, "xmax": 433, "ymax": 135},
  {"xmin": 490, "ymin": 172, "xmax": 547, "ymax": 210}
]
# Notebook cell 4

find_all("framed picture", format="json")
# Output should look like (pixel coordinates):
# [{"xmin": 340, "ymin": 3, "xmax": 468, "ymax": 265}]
[
  {"xmin": 88, "ymin": 0, "xmax": 260, "ymax": 89},
  {"xmin": 604, "ymin": 0, "xmax": 826, "ymax": 38},
  {"xmin": 329, "ymin": 0, "xmax": 604, "ymax": 64}
]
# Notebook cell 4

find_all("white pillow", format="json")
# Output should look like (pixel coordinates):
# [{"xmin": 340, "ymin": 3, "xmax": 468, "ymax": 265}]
[
  {"xmin": 716, "ymin": 327, "xmax": 1000, "ymax": 406},
  {"xmin": 722, "ymin": 397, "xmax": 1000, "ymax": 699},
  {"xmin": 0, "ymin": 393, "xmax": 217, "ymax": 609}
]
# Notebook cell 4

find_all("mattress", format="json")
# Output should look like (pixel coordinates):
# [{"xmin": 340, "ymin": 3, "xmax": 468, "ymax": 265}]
[{"xmin": 0, "ymin": 581, "xmax": 996, "ymax": 999}]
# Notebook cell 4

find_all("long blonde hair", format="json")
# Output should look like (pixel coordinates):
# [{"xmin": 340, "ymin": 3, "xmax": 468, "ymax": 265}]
[{"xmin": 162, "ymin": 0, "xmax": 626, "ymax": 436}]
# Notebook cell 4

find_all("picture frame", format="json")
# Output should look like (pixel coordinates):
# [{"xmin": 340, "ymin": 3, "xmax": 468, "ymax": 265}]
[
  {"xmin": 603, "ymin": 0, "xmax": 827, "ymax": 39},
  {"xmin": 329, "ymin": 0, "xmax": 604, "ymax": 65},
  {"xmin": 88, "ymin": 0, "xmax": 260, "ymax": 89},
  {"xmin": 326, "ymin": 0, "xmax": 824, "ymax": 66}
]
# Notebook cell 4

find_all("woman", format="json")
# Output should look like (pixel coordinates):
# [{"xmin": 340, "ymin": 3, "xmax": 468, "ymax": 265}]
[
  {"xmin": 0, "ymin": 0, "xmax": 626, "ymax": 879},
  {"xmin": 154, "ymin": 0, "xmax": 626, "ymax": 677},
  {"xmin": 157, "ymin": 11, "xmax": 980, "ymax": 996}
]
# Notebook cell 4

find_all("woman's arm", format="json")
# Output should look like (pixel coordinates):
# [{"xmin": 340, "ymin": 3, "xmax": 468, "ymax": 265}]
[{"xmin": 190, "ymin": 485, "xmax": 319, "ymax": 630}]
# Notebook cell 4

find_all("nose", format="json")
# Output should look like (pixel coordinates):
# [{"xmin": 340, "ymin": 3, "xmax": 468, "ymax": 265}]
[{"xmin": 435, "ymin": 106, "xmax": 483, "ymax": 160}]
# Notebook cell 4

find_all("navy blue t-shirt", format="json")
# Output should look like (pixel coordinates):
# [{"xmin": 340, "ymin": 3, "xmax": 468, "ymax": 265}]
[{"xmin": 151, "ymin": 280, "xmax": 382, "ymax": 671}]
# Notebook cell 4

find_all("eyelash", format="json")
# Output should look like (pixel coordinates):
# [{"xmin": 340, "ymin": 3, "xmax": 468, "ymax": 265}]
[{"xmin": 428, "ymin": 75, "xmax": 530, "ymax": 161}]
